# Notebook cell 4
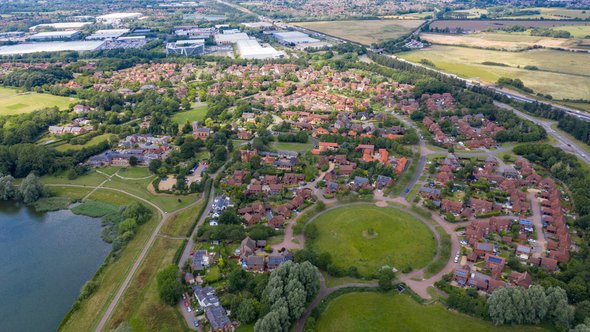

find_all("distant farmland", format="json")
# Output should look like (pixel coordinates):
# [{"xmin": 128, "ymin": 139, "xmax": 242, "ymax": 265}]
[
  {"xmin": 294, "ymin": 19, "xmax": 424, "ymax": 45},
  {"xmin": 399, "ymin": 45, "xmax": 590, "ymax": 100},
  {"xmin": 0, "ymin": 87, "xmax": 76, "ymax": 115},
  {"xmin": 429, "ymin": 20, "xmax": 590, "ymax": 33}
]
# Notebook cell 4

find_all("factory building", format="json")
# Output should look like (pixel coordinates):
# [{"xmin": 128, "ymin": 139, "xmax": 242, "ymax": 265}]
[
  {"xmin": 272, "ymin": 31, "xmax": 319, "ymax": 45},
  {"xmin": 86, "ymin": 29, "xmax": 129, "ymax": 40},
  {"xmin": 28, "ymin": 30, "xmax": 82, "ymax": 41},
  {"xmin": 236, "ymin": 39, "xmax": 282, "ymax": 60},
  {"xmin": 166, "ymin": 39, "xmax": 205, "ymax": 56}
]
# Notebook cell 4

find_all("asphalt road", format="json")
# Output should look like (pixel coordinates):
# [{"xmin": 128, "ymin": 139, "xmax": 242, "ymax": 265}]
[{"xmin": 494, "ymin": 101, "xmax": 590, "ymax": 164}]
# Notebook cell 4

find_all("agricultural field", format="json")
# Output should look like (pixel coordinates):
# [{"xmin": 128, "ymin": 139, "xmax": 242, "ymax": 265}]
[
  {"xmin": 420, "ymin": 32, "xmax": 590, "ymax": 51},
  {"xmin": 429, "ymin": 19, "xmax": 589, "ymax": 33},
  {"xmin": 551, "ymin": 25, "xmax": 590, "ymax": 38},
  {"xmin": 399, "ymin": 45, "xmax": 590, "ymax": 100},
  {"xmin": 0, "ymin": 87, "xmax": 76, "ymax": 115},
  {"xmin": 316, "ymin": 292, "xmax": 549, "ymax": 332},
  {"xmin": 171, "ymin": 105, "xmax": 208, "ymax": 125},
  {"xmin": 382, "ymin": 11, "xmax": 434, "ymax": 19},
  {"xmin": 500, "ymin": 8, "xmax": 590, "ymax": 20},
  {"xmin": 294, "ymin": 19, "xmax": 424, "ymax": 45},
  {"xmin": 309, "ymin": 205, "xmax": 436, "ymax": 276}
]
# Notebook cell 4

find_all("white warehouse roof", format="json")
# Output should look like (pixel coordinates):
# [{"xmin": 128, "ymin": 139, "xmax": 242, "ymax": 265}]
[
  {"xmin": 0, "ymin": 41, "xmax": 105, "ymax": 55},
  {"xmin": 30, "ymin": 22, "xmax": 92, "ymax": 31},
  {"xmin": 272, "ymin": 31, "xmax": 319, "ymax": 44},
  {"xmin": 215, "ymin": 32, "xmax": 250, "ymax": 44},
  {"xmin": 236, "ymin": 39, "xmax": 282, "ymax": 59}
]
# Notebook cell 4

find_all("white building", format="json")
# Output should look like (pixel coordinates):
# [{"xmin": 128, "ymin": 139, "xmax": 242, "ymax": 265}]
[
  {"xmin": 272, "ymin": 31, "xmax": 319, "ymax": 45},
  {"xmin": 29, "ymin": 22, "xmax": 92, "ymax": 31},
  {"xmin": 86, "ymin": 29, "xmax": 129, "ymax": 40},
  {"xmin": 215, "ymin": 32, "xmax": 250, "ymax": 44},
  {"xmin": 166, "ymin": 39, "xmax": 205, "ymax": 56},
  {"xmin": 96, "ymin": 12, "xmax": 142, "ymax": 25},
  {"xmin": 236, "ymin": 39, "xmax": 282, "ymax": 60},
  {"xmin": 28, "ymin": 30, "xmax": 82, "ymax": 41}
]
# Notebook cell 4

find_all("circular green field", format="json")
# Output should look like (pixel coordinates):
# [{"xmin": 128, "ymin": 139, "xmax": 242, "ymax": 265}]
[{"xmin": 308, "ymin": 205, "xmax": 436, "ymax": 276}]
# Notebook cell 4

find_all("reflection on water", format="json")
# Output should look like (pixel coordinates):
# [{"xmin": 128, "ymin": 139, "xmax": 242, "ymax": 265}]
[{"xmin": 0, "ymin": 202, "xmax": 111, "ymax": 332}]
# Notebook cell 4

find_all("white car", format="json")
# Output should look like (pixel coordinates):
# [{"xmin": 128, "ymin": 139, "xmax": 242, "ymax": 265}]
[
  {"xmin": 454, "ymin": 256, "xmax": 459, "ymax": 263},
  {"xmin": 187, "ymin": 307, "xmax": 192, "ymax": 313}
]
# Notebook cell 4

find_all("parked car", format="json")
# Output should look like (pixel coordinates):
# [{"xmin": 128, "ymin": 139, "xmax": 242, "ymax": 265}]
[
  {"xmin": 194, "ymin": 320, "xmax": 200, "ymax": 327},
  {"xmin": 187, "ymin": 307, "xmax": 192, "ymax": 313}
]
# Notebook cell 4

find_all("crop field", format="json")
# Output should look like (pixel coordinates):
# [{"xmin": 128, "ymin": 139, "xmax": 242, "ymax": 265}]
[
  {"xmin": 0, "ymin": 87, "xmax": 76, "ymax": 115},
  {"xmin": 309, "ymin": 205, "xmax": 436, "ymax": 276},
  {"xmin": 500, "ymin": 8, "xmax": 590, "ymax": 20},
  {"xmin": 420, "ymin": 32, "xmax": 589, "ymax": 51},
  {"xmin": 294, "ymin": 19, "xmax": 424, "ymax": 45},
  {"xmin": 399, "ymin": 45, "xmax": 590, "ymax": 100},
  {"xmin": 316, "ymin": 292, "xmax": 549, "ymax": 332},
  {"xmin": 429, "ymin": 20, "xmax": 589, "ymax": 33}
]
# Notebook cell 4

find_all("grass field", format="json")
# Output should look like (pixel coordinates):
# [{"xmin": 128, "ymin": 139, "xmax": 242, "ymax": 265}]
[
  {"xmin": 399, "ymin": 45, "xmax": 590, "ymax": 100},
  {"xmin": 0, "ymin": 87, "xmax": 76, "ymax": 115},
  {"xmin": 71, "ymin": 200, "xmax": 120, "ymax": 218},
  {"xmin": 551, "ymin": 25, "xmax": 590, "ymax": 38},
  {"xmin": 106, "ymin": 200, "xmax": 202, "ymax": 331},
  {"xmin": 294, "ymin": 19, "xmax": 424, "ymax": 45},
  {"xmin": 309, "ymin": 205, "xmax": 436, "ymax": 276},
  {"xmin": 58, "ymin": 191, "xmax": 159, "ymax": 332},
  {"xmin": 501, "ymin": 8, "xmax": 590, "ymax": 20},
  {"xmin": 55, "ymin": 134, "xmax": 116, "ymax": 152},
  {"xmin": 420, "ymin": 31, "xmax": 589, "ymax": 51},
  {"xmin": 270, "ymin": 141, "xmax": 314, "ymax": 152},
  {"xmin": 316, "ymin": 292, "xmax": 548, "ymax": 332},
  {"xmin": 172, "ymin": 105, "xmax": 208, "ymax": 125}
]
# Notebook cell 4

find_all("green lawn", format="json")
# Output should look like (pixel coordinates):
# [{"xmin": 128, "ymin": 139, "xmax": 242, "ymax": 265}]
[
  {"xmin": 0, "ymin": 87, "xmax": 76, "ymax": 115},
  {"xmin": 172, "ymin": 105, "xmax": 208, "ymax": 125},
  {"xmin": 309, "ymin": 205, "xmax": 436, "ymax": 276},
  {"xmin": 55, "ymin": 134, "xmax": 116, "ymax": 152},
  {"xmin": 552, "ymin": 25, "xmax": 590, "ymax": 38},
  {"xmin": 271, "ymin": 141, "xmax": 314, "ymax": 152},
  {"xmin": 71, "ymin": 200, "xmax": 120, "ymax": 218},
  {"xmin": 316, "ymin": 292, "xmax": 548, "ymax": 332}
]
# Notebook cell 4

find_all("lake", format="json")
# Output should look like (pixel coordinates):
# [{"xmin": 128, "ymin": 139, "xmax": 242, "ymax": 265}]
[{"xmin": 0, "ymin": 202, "xmax": 111, "ymax": 332}]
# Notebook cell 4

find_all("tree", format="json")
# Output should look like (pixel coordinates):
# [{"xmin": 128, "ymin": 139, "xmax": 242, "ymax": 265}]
[
  {"xmin": 576, "ymin": 301, "xmax": 590, "ymax": 325},
  {"xmin": 149, "ymin": 159, "xmax": 162, "ymax": 174},
  {"xmin": 219, "ymin": 209, "xmax": 240, "ymax": 225},
  {"xmin": 156, "ymin": 265, "xmax": 183, "ymax": 306},
  {"xmin": 122, "ymin": 202, "xmax": 152, "ymax": 224},
  {"xmin": 377, "ymin": 268, "xmax": 395, "ymax": 291},
  {"xmin": 547, "ymin": 286, "xmax": 574, "ymax": 329},
  {"xmin": 19, "ymin": 173, "xmax": 43, "ymax": 204},
  {"xmin": 0, "ymin": 175, "xmax": 16, "ymax": 200},
  {"xmin": 237, "ymin": 298, "xmax": 258, "ymax": 324},
  {"xmin": 128, "ymin": 156, "xmax": 139, "ymax": 166}
]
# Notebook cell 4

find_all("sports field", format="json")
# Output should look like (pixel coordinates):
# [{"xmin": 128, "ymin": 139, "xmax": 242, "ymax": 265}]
[
  {"xmin": 309, "ymin": 205, "xmax": 436, "ymax": 276},
  {"xmin": 399, "ymin": 45, "xmax": 590, "ymax": 100},
  {"xmin": 0, "ymin": 87, "xmax": 76, "ymax": 115},
  {"xmin": 294, "ymin": 19, "xmax": 424, "ymax": 45},
  {"xmin": 316, "ymin": 292, "xmax": 549, "ymax": 332}
]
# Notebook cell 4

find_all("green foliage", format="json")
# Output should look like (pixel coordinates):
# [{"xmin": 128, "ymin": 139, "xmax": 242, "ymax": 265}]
[
  {"xmin": 19, "ymin": 173, "xmax": 43, "ymax": 204},
  {"xmin": 0, "ymin": 174, "xmax": 16, "ymax": 200},
  {"xmin": 156, "ymin": 265, "xmax": 184, "ymax": 306},
  {"xmin": 254, "ymin": 261, "xmax": 320, "ymax": 332},
  {"xmin": 71, "ymin": 200, "xmax": 119, "ymax": 218},
  {"xmin": 487, "ymin": 285, "xmax": 572, "ymax": 328}
]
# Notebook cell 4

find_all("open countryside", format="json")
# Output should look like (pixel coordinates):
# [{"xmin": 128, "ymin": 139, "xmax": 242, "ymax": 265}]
[
  {"xmin": 0, "ymin": 87, "xmax": 75, "ymax": 115},
  {"xmin": 294, "ymin": 19, "xmax": 424, "ymax": 45},
  {"xmin": 399, "ymin": 45, "xmax": 590, "ymax": 100}
]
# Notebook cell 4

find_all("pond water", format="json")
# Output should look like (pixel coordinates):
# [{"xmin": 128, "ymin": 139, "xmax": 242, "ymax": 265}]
[{"xmin": 0, "ymin": 202, "xmax": 110, "ymax": 332}]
